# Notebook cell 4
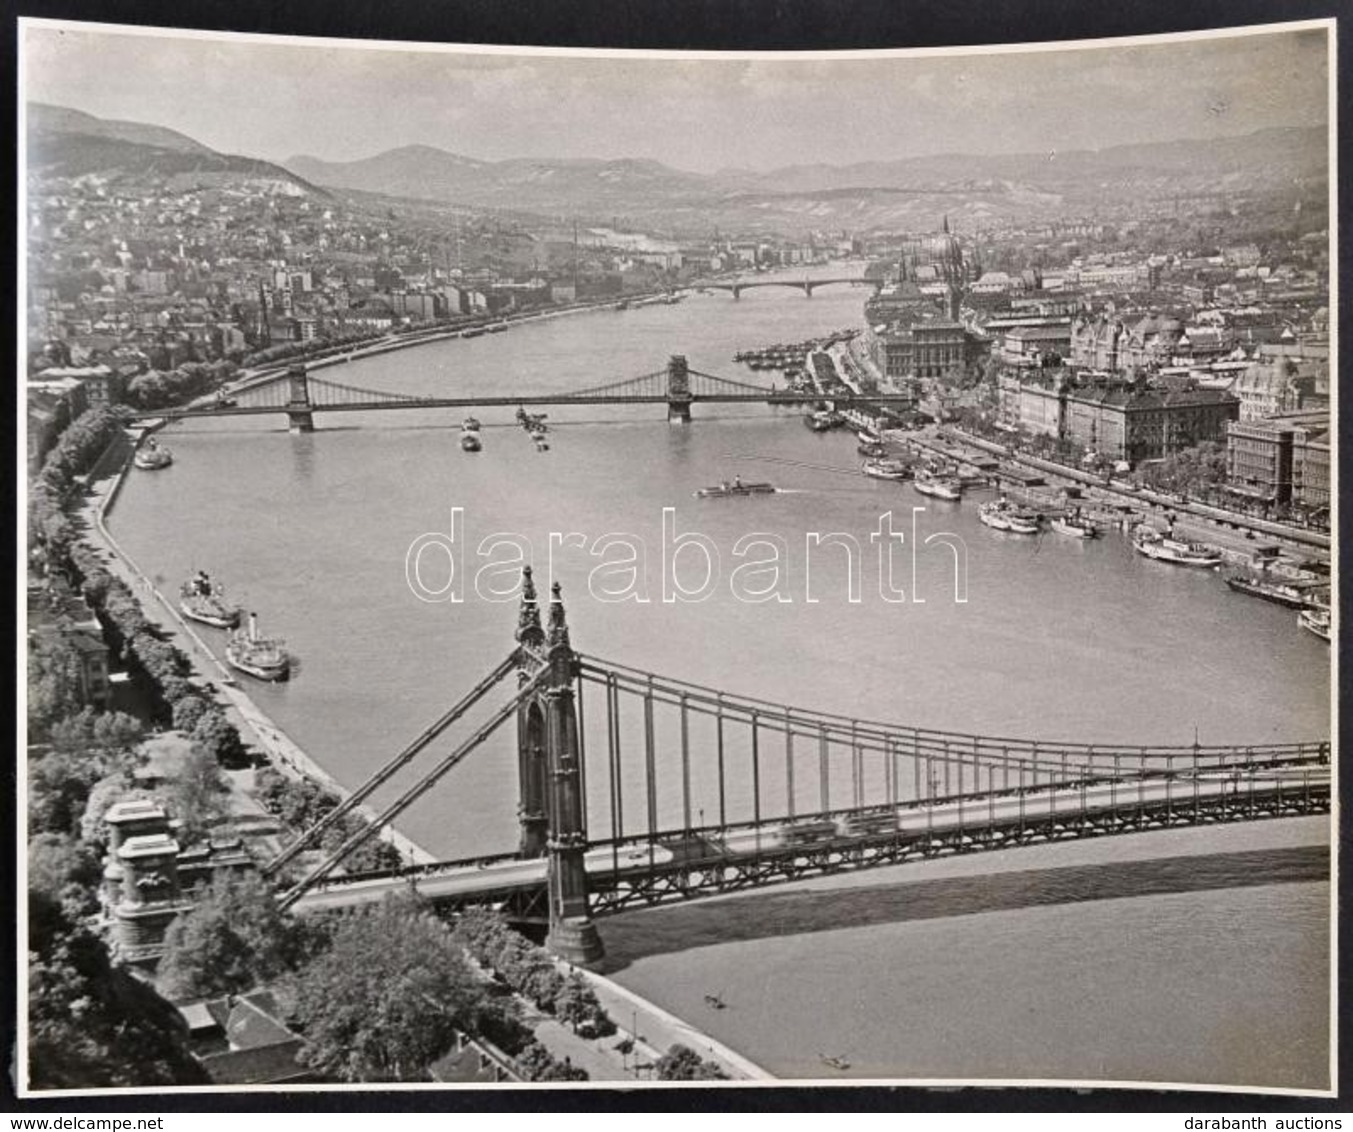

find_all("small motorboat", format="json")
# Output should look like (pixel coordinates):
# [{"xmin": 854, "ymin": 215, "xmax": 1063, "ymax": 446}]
[{"xmin": 461, "ymin": 433, "xmax": 482, "ymax": 452}]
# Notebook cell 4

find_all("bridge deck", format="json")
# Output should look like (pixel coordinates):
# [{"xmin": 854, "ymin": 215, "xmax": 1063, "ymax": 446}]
[{"xmin": 290, "ymin": 771, "xmax": 1328, "ymax": 915}]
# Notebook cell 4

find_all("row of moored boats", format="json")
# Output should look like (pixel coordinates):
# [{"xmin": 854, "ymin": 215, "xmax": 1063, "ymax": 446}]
[
  {"xmin": 703, "ymin": 423, "xmax": 1334, "ymax": 643},
  {"xmin": 179, "ymin": 571, "xmax": 291, "ymax": 681}
]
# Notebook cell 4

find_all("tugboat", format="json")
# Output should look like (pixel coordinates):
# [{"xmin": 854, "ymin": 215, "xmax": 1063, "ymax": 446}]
[
  {"xmin": 179, "ymin": 571, "xmax": 241, "ymax": 629},
  {"xmin": 1298, "ymin": 607, "xmax": 1332, "ymax": 642},
  {"xmin": 133, "ymin": 438, "xmax": 173, "ymax": 470},
  {"xmin": 1050, "ymin": 508, "xmax": 1101, "ymax": 539},
  {"xmin": 1131, "ymin": 525, "xmax": 1222, "ymax": 567},
  {"xmin": 226, "ymin": 612, "xmax": 291, "ymax": 682},
  {"xmin": 694, "ymin": 476, "xmax": 776, "ymax": 498},
  {"xmin": 912, "ymin": 468, "xmax": 963, "ymax": 501}
]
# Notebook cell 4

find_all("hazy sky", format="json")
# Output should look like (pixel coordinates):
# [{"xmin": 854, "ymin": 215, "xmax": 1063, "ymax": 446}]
[{"xmin": 21, "ymin": 20, "xmax": 1331, "ymax": 172}]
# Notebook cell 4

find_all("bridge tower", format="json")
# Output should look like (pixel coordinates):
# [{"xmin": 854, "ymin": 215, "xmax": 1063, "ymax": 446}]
[
  {"xmin": 666, "ymin": 354, "xmax": 693, "ymax": 423},
  {"xmin": 515, "ymin": 568, "xmax": 604, "ymax": 965},
  {"xmin": 285, "ymin": 364, "xmax": 315, "ymax": 434},
  {"xmin": 515, "ymin": 567, "xmax": 549, "ymax": 857}
]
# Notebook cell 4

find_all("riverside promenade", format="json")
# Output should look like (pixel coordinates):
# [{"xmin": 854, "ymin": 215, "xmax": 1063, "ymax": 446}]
[
  {"xmin": 78, "ymin": 426, "xmax": 770, "ymax": 1082},
  {"xmin": 79, "ymin": 427, "xmax": 436, "ymax": 865}
]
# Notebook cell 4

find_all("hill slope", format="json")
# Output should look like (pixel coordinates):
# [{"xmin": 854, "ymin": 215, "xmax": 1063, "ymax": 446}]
[
  {"xmin": 27, "ymin": 103, "xmax": 321, "ymax": 194},
  {"xmin": 284, "ymin": 127, "xmax": 1327, "ymax": 232}
]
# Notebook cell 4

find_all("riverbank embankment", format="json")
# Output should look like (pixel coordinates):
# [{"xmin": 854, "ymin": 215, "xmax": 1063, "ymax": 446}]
[{"xmin": 85, "ymin": 428, "xmax": 436, "ymax": 865}]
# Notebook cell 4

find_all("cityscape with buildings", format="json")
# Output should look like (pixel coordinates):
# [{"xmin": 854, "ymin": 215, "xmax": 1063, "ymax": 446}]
[{"xmin": 20, "ymin": 19, "xmax": 1335, "ymax": 1101}]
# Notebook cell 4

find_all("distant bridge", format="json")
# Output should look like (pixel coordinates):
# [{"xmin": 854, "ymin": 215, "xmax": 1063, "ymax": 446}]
[
  {"xmin": 264, "ymin": 568, "xmax": 1331, "ymax": 966},
  {"xmin": 692, "ymin": 277, "xmax": 879, "ymax": 299},
  {"xmin": 129, "ymin": 354, "xmax": 908, "ymax": 431}
]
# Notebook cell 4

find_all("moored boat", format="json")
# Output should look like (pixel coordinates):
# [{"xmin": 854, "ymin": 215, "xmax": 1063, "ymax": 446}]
[
  {"xmin": 979, "ymin": 498, "xmax": 1040, "ymax": 534},
  {"xmin": 226, "ymin": 612, "xmax": 291, "ymax": 681},
  {"xmin": 133, "ymin": 439, "xmax": 173, "ymax": 470},
  {"xmin": 695, "ymin": 476, "xmax": 776, "ymax": 498},
  {"xmin": 1131, "ymin": 525, "xmax": 1222, "ymax": 567},
  {"xmin": 1224, "ymin": 572, "xmax": 1315, "ymax": 609},
  {"xmin": 862, "ymin": 459, "xmax": 911, "ymax": 482},
  {"xmin": 804, "ymin": 411, "xmax": 833, "ymax": 432},
  {"xmin": 179, "ymin": 571, "xmax": 241, "ymax": 629},
  {"xmin": 912, "ymin": 469, "xmax": 962, "ymax": 501},
  {"xmin": 1050, "ymin": 509, "xmax": 1100, "ymax": 539},
  {"xmin": 1298, "ymin": 607, "xmax": 1331, "ymax": 642}
]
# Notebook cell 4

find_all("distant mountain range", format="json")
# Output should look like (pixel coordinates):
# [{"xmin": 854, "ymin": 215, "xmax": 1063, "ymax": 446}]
[
  {"xmin": 26, "ymin": 102, "xmax": 320, "ymax": 193},
  {"xmin": 25, "ymin": 102, "xmax": 1326, "ymax": 235},
  {"xmin": 285, "ymin": 126, "xmax": 1327, "ymax": 232}
]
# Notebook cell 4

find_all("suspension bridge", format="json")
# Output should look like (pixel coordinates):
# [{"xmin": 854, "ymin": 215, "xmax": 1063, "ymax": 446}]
[
  {"xmin": 262, "ymin": 567, "xmax": 1331, "ymax": 965},
  {"xmin": 129, "ymin": 354, "xmax": 909, "ymax": 432}
]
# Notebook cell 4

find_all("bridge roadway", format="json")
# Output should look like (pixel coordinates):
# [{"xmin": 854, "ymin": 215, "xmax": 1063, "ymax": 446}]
[
  {"xmin": 133, "ymin": 391, "xmax": 916, "ymax": 422},
  {"xmin": 289, "ymin": 769, "xmax": 1328, "ymax": 915}
]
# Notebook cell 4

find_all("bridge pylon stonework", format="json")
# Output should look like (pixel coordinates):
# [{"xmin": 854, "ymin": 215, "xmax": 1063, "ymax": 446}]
[
  {"xmin": 515, "ymin": 568, "xmax": 604, "ymax": 965},
  {"xmin": 286, "ymin": 363, "xmax": 315, "ymax": 433},
  {"xmin": 666, "ymin": 354, "xmax": 693, "ymax": 423}
]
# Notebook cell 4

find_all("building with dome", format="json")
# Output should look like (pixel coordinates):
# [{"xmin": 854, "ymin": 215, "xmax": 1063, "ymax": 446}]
[{"xmin": 861, "ymin": 219, "xmax": 985, "ymax": 380}]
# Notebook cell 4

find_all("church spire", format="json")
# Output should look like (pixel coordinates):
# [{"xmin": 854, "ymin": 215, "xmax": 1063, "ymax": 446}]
[{"xmin": 943, "ymin": 214, "xmax": 950, "ymax": 235}]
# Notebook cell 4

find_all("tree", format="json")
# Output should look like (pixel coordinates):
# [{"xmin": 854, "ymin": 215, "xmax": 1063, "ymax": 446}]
[
  {"xmin": 50, "ymin": 708, "xmax": 146, "ymax": 775},
  {"xmin": 553, "ymin": 972, "xmax": 615, "ymax": 1038},
  {"xmin": 171, "ymin": 694, "xmax": 209, "ymax": 732},
  {"xmin": 79, "ymin": 773, "xmax": 150, "ymax": 852},
  {"xmin": 28, "ymin": 831, "xmax": 102, "ymax": 919},
  {"xmin": 27, "ymin": 891, "xmax": 207, "ymax": 1089},
  {"xmin": 655, "ymin": 1043, "xmax": 729, "ymax": 1081},
  {"xmin": 289, "ymin": 895, "xmax": 486, "ymax": 1082},
  {"xmin": 29, "ymin": 750, "xmax": 107, "ymax": 837},
  {"xmin": 513, "ymin": 1040, "xmax": 589, "ymax": 1082},
  {"xmin": 191, "ymin": 708, "xmax": 248, "ymax": 768},
  {"xmin": 518, "ymin": 960, "xmax": 565, "ymax": 1011},
  {"xmin": 27, "ymin": 632, "xmax": 87, "ymax": 738},
  {"xmin": 163, "ymin": 744, "xmax": 231, "ymax": 846},
  {"xmin": 156, "ymin": 873, "xmax": 293, "ymax": 1003}
]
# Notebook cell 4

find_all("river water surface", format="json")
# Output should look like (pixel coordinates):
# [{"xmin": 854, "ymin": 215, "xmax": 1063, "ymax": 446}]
[{"xmin": 109, "ymin": 270, "xmax": 1332, "ymax": 1087}]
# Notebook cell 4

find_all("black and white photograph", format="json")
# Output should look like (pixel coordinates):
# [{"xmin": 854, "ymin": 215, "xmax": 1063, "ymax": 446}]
[{"xmin": 17, "ymin": 9, "xmax": 1337, "ymax": 1102}]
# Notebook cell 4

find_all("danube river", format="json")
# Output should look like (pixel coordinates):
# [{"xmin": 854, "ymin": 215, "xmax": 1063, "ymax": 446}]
[{"xmin": 109, "ymin": 272, "xmax": 1331, "ymax": 1085}]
